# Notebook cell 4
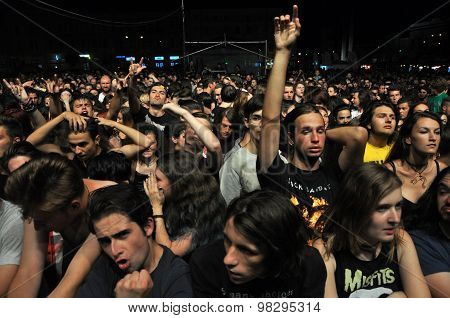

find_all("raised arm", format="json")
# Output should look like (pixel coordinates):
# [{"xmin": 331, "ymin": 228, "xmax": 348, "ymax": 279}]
[
  {"xmin": 26, "ymin": 111, "xmax": 87, "ymax": 146},
  {"xmin": 325, "ymin": 126, "xmax": 368, "ymax": 172},
  {"xmin": 259, "ymin": 5, "xmax": 301, "ymax": 172},
  {"xmin": 44, "ymin": 80, "xmax": 63, "ymax": 118},
  {"xmin": 97, "ymin": 117, "xmax": 150, "ymax": 149},
  {"xmin": 7, "ymin": 221, "xmax": 48, "ymax": 297},
  {"xmin": 163, "ymin": 103, "xmax": 222, "ymax": 156},
  {"xmin": 128, "ymin": 58, "xmax": 146, "ymax": 115},
  {"xmin": 144, "ymin": 174, "xmax": 192, "ymax": 257},
  {"xmin": 105, "ymin": 88, "xmax": 122, "ymax": 120},
  {"xmin": 60, "ymin": 91, "xmax": 72, "ymax": 113}
]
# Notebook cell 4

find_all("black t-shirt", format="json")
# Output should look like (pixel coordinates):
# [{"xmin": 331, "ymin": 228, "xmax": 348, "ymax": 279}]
[
  {"xmin": 190, "ymin": 240, "xmax": 326, "ymax": 298},
  {"xmin": 257, "ymin": 154, "xmax": 338, "ymax": 233},
  {"xmin": 133, "ymin": 107, "xmax": 177, "ymax": 131},
  {"xmin": 334, "ymin": 244, "xmax": 403, "ymax": 298},
  {"xmin": 76, "ymin": 246, "xmax": 193, "ymax": 298}
]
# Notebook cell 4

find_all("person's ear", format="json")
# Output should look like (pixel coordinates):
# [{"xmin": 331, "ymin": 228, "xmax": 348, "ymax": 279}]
[
  {"xmin": 144, "ymin": 217, "xmax": 155, "ymax": 237},
  {"xmin": 13, "ymin": 136, "xmax": 22, "ymax": 144},
  {"xmin": 171, "ymin": 136, "xmax": 178, "ymax": 145},
  {"xmin": 405, "ymin": 137, "xmax": 412, "ymax": 145},
  {"xmin": 95, "ymin": 134, "xmax": 100, "ymax": 145}
]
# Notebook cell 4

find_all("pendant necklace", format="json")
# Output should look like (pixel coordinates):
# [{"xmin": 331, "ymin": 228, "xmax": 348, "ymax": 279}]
[{"xmin": 405, "ymin": 159, "xmax": 428, "ymax": 189}]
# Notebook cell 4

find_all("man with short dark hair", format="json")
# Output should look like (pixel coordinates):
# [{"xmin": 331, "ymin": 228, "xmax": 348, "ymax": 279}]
[
  {"xmin": 333, "ymin": 104, "xmax": 352, "ymax": 126},
  {"xmin": 75, "ymin": 184, "xmax": 193, "ymax": 298},
  {"xmin": 71, "ymin": 97, "xmax": 94, "ymax": 117},
  {"xmin": 219, "ymin": 95, "xmax": 264, "ymax": 204},
  {"xmin": 388, "ymin": 85, "xmax": 402, "ymax": 105},
  {"xmin": 283, "ymin": 82, "xmax": 294, "ymax": 100},
  {"xmin": 201, "ymin": 76, "xmax": 217, "ymax": 96},
  {"xmin": 130, "ymin": 78, "xmax": 177, "ymax": 131}
]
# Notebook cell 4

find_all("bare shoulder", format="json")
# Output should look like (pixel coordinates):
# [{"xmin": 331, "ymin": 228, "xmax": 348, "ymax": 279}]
[
  {"xmin": 84, "ymin": 179, "xmax": 117, "ymax": 192},
  {"xmin": 437, "ymin": 160, "xmax": 448, "ymax": 170}
]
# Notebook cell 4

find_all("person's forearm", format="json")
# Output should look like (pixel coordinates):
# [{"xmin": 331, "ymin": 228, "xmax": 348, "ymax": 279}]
[
  {"xmin": 48, "ymin": 95, "xmax": 62, "ymax": 118},
  {"xmin": 152, "ymin": 206, "xmax": 172, "ymax": 249},
  {"xmin": 181, "ymin": 110, "xmax": 221, "ymax": 153},
  {"xmin": 128, "ymin": 77, "xmax": 141, "ymax": 114},
  {"xmin": 259, "ymin": 49, "xmax": 291, "ymax": 171},
  {"xmin": 26, "ymin": 112, "xmax": 65, "ymax": 145},
  {"xmin": 326, "ymin": 126, "xmax": 368, "ymax": 147},
  {"xmin": 105, "ymin": 90, "xmax": 122, "ymax": 120},
  {"xmin": 111, "ymin": 121, "xmax": 149, "ymax": 148},
  {"xmin": 264, "ymin": 49, "xmax": 291, "ymax": 121},
  {"xmin": 7, "ymin": 266, "xmax": 43, "ymax": 297},
  {"xmin": 49, "ymin": 235, "xmax": 101, "ymax": 298},
  {"xmin": 62, "ymin": 100, "xmax": 71, "ymax": 112}
]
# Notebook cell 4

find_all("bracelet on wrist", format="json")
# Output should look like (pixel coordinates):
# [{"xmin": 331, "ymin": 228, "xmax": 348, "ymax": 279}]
[{"xmin": 153, "ymin": 215, "xmax": 164, "ymax": 220}]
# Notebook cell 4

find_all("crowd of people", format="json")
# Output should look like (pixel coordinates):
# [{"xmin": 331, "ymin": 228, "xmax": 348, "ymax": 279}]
[{"xmin": 0, "ymin": 5, "xmax": 448, "ymax": 298}]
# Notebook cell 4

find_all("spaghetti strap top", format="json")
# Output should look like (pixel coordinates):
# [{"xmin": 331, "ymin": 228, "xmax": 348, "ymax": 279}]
[
  {"xmin": 388, "ymin": 160, "xmax": 441, "ymax": 230},
  {"xmin": 387, "ymin": 160, "xmax": 440, "ymax": 176}
]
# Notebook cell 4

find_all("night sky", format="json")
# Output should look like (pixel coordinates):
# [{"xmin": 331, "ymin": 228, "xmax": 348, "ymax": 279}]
[{"xmin": 3, "ymin": 0, "xmax": 448, "ymax": 44}]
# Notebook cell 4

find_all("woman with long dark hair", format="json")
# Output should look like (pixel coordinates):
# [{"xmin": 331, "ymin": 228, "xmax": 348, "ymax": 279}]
[
  {"xmin": 144, "ymin": 151, "xmax": 226, "ymax": 257},
  {"xmin": 385, "ymin": 111, "xmax": 446, "ymax": 229}
]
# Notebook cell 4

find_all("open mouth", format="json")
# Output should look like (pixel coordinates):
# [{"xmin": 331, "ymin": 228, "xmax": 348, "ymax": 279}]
[{"xmin": 116, "ymin": 259, "xmax": 130, "ymax": 271}]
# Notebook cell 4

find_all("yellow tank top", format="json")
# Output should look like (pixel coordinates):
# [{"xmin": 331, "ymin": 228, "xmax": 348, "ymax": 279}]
[{"xmin": 363, "ymin": 142, "xmax": 392, "ymax": 164}]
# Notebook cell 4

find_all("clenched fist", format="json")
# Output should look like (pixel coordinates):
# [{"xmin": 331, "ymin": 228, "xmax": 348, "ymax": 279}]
[{"xmin": 115, "ymin": 269, "xmax": 153, "ymax": 298}]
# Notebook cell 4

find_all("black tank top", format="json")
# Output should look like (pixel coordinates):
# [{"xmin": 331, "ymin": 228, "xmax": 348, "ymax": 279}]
[
  {"xmin": 334, "ymin": 244, "xmax": 403, "ymax": 298},
  {"xmin": 388, "ymin": 160, "xmax": 440, "ymax": 230}
]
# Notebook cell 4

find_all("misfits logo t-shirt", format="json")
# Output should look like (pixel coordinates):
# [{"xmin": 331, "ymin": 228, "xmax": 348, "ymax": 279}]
[{"xmin": 333, "ymin": 245, "xmax": 403, "ymax": 298}]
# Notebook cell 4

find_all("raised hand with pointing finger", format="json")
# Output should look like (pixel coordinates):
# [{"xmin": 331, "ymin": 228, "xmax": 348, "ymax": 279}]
[{"xmin": 274, "ymin": 4, "xmax": 301, "ymax": 52}]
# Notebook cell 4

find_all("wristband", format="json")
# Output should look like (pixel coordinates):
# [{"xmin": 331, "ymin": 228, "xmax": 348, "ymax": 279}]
[{"xmin": 153, "ymin": 215, "xmax": 164, "ymax": 220}]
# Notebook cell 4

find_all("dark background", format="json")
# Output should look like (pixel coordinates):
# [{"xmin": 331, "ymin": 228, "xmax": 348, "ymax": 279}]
[{"xmin": 0, "ymin": 0, "xmax": 448, "ymax": 74}]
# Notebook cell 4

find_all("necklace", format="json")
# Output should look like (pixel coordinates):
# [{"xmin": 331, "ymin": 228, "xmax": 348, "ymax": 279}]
[{"xmin": 405, "ymin": 159, "xmax": 428, "ymax": 189}]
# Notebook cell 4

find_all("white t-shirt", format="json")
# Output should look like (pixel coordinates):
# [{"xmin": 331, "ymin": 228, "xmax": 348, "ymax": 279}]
[{"xmin": 0, "ymin": 200, "xmax": 23, "ymax": 266}]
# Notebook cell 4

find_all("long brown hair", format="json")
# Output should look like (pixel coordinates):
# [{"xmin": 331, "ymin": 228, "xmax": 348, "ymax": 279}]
[{"xmin": 321, "ymin": 163, "xmax": 402, "ymax": 261}]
